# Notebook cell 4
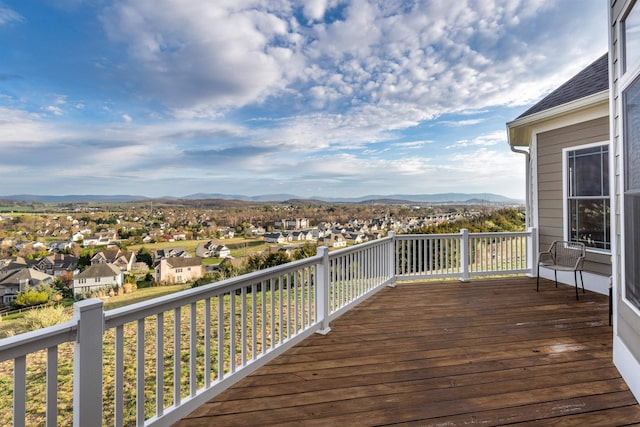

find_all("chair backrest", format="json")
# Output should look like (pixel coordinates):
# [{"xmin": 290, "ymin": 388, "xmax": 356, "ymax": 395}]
[{"xmin": 549, "ymin": 241, "xmax": 586, "ymax": 269}]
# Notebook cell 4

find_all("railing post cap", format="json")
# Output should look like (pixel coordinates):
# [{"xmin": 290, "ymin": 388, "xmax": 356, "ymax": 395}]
[
  {"xmin": 316, "ymin": 246, "xmax": 329, "ymax": 256},
  {"xmin": 74, "ymin": 298, "xmax": 104, "ymax": 312}
]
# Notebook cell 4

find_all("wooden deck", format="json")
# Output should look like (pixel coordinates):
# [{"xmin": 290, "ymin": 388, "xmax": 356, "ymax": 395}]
[{"xmin": 173, "ymin": 277, "xmax": 640, "ymax": 426}]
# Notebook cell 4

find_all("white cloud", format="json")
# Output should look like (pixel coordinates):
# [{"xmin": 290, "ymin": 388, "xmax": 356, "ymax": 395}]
[
  {"xmin": 449, "ymin": 130, "xmax": 506, "ymax": 148},
  {"xmin": 302, "ymin": 0, "xmax": 328, "ymax": 22},
  {"xmin": 43, "ymin": 105, "xmax": 64, "ymax": 116},
  {"xmin": 122, "ymin": 114, "xmax": 133, "ymax": 123},
  {"xmin": 0, "ymin": 4, "xmax": 22, "ymax": 25},
  {"xmin": 99, "ymin": 1, "xmax": 301, "ymax": 113}
]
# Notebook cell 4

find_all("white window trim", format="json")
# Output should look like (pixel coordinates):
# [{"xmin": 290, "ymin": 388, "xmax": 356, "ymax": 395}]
[
  {"xmin": 561, "ymin": 140, "xmax": 611, "ymax": 255},
  {"xmin": 618, "ymin": 0, "xmax": 640, "ymax": 317}
]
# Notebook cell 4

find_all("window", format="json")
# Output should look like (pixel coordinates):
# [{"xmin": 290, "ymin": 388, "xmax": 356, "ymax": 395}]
[
  {"xmin": 566, "ymin": 143, "xmax": 610, "ymax": 251},
  {"xmin": 623, "ymin": 73, "xmax": 640, "ymax": 309},
  {"xmin": 624, "ymin": 2, "xmax": 640, "ymax": 73}
]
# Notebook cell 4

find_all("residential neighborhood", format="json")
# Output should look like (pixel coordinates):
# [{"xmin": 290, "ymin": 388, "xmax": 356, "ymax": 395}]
[{"xmin": 0, "ymin": 201, "xmax": 504, "ymax": 306}]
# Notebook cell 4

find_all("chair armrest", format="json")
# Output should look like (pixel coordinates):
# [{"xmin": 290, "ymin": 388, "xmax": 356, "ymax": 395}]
[
  {"xmin": 538, "ymin": 251, "xmax": 554, "ymax": 265},
  {"xmin": 573, "ymin": 255, "xmax": 586, "ymax": 270}
]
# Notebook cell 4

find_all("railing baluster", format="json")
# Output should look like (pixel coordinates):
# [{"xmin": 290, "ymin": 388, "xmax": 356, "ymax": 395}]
[
  {"xmin": 251, "ymin": 284, "xmax": 257, "ymax": 357},
  {"xmin": 309, "ymin": 267, "xmax": 313, "ymax": 324},
  {"xmin": 173, "ymin": 307, "xmax": 181, "ymax": 405},
  {"xmin": 270, "ymin": 278, "xmax": 276, "ymax": 349},
  {"xmin": 230, "ymin": 292, "xmax": 236, "ymax": 374},
  {"xmin": 136, "ymin": 318, "xmax": 145, "ymax": 426},
  {"xmin": 278, "ymin": 276, "xmax": 284, "ymax": 344},
  {"xmin": 46, "ymin": 345, "xmax": 58, "ymax": 427},
  {"xmin": 189, "ymin": 302, "xmax": 197, "ymax": 396},
  {"xmin": 261, "ymin": 280, "xmax": 267, "ymax": 352},
  {"xmin": 217, "ymin": 294, "xmax": 224, "ymax": 380},
  {"xmin": 204, "ymin": 298, "xmax": 211, "ymax": 387},
  {"xmin": 156, "ymin": 312, "xmax": 164, "ymax": 418},
  {"xmin": 287, "ymin": 273, "xmax": 292, "ymax": 339},
  {"xmin": 241, "ymin": 287, "xmax": 247, "ymax": 366},
  {"xmin": 14, "ymin": 355, "xmax": 26, "ymax": 427},
  {"xmin": 294, "ymin": 271, "xmax": 298, "ymax": 334},
  {"xmin": 114, "ymin": 325, "xmax": 124, "ymax": 427}
]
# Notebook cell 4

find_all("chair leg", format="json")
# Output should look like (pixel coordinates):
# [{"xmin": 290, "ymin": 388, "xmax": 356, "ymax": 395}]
[
  {"xmin": 554, "ymin": 270, "xmax": 558, "ymax": 288},
  {"xmin": 536, "ymin": 264, "xmax": 540, "ymax": 292},
  {"xmin": 580, "ymin": 270, "xmax": 585, "ymax": 293},
  {"xmin": 574, "ymin": 270, "xmax": 579, "ymax": 300},
  {"xmin": 609, "ymin": 284, "xmax": 613, "ymax": 326}
]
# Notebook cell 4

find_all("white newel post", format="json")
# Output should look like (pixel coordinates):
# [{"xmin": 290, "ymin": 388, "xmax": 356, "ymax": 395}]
[
  {"xmin": 316, "ymin": 246, "xmax": 331, "ymax": 335},
  {"xmin": 73, "ymin": 299, "xmax": 104, "ymax": 427},
  {"xmin": 387, "ymin": 231, "xmax": 397, "ymax": 287},
  {"xmin": 527, "ymin": 227, "xmax": 537, "ymax": 277},
  {"xmin": 460, "ymin": 229, "xmax": 470, "ymax": 282}
]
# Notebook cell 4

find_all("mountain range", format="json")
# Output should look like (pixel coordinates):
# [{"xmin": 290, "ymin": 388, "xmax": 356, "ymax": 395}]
[{"xmin": 1, "ymin": 193, "xmax": 522, "ymax": 204}]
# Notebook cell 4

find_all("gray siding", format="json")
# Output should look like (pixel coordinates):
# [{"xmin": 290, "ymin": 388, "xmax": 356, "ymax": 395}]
[
  {"xmin": 536, "ymin": 116, "xmax": 611, "ymax": 276},
  {"xmin": 611, "ymin": 0, "xmax": 640, "ymax": 370}
]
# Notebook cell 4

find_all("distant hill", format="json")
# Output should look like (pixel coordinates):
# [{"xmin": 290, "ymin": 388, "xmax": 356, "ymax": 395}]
[
  {"xmin": 317, "ymin": 193, "xmax": 519, "ymax": 204},
  {"xmin": 2, "ymin": 194, "xmax": 150, "ymax": 203},
  {"xmin": 1, "ymin": 192, "xmax": 523, "ymax": 204}
]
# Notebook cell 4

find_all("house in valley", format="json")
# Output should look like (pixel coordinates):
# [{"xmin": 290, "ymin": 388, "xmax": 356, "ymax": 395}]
[
  {"xmin": 319, "ymin": 233, "xmax": 347, "ymax": 248},
  {"xmin": 264, "ymin": 232, "xmax": 286, "ymax": 244},
  {"xmin": 152, "ymin": 247, "xmax": 190, "ymax": 267},
  {"xmin": 0, "ymin": 268, "xmax": 55, "ymax": 306},
  {"xmin": 195, "ymin": 241, "xmax": 231, "ymax": 258},
  {"xmin": 0, "ymin": 256, "xmax": 29, "ymax": 273},
  {"xmin": 72, "ymin": 263, "xmax": 123, "ymax": 296},
  {"xmin": 34, "ymin": 253, "xmax": 79, "ymax": 278},
  {"xmin": 90, "ymin": 248, "xmax": 136, "ymax": 271},
  {"xmin": 155, "ymin": 257, "xmax": 203, "ymax": 284}
]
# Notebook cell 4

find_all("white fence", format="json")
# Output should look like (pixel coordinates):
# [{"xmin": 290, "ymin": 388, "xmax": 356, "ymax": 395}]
[{"xmin": 0, "ymin": 229, "xmax": 533, "ymax": 427}]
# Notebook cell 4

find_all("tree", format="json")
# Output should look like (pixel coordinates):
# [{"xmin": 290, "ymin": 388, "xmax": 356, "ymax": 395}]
[
  {"xmin": 14, "ymin": 289, "xmax": 49, "ymax": 308},
  {"xmin": 136, "ymin": 247, "xmax": 153, "ymax": 268},
  {"xmin": 292, "ymin": 244, "xmax": 317, "ymax": 260},
  {"xmin": 262, "ymin": 252, "xmax": 291, "ymax": 268}
]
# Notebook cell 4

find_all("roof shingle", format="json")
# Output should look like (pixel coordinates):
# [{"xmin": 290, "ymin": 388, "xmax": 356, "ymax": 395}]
[{"xmin": 516, "ymin": 53, "xmax": 608, "ymax": 119}]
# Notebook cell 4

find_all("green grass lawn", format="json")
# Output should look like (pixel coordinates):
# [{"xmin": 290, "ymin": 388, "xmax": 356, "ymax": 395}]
[
  {"xmin": 102, "ymin": 284, "xmax": 191, "ymax": 310},
  {"xmin": 127, "ymin": 237, "xmax": 268, "ymax": 257}
]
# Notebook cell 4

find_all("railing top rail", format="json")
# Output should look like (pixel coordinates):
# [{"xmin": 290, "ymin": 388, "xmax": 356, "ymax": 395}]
[
  {"xmin": 469, "ymin": 231, "xmax": 531, "ymax": 237},
  {"xmin": 395, "ymin": 233, "xmax": 461, "ymax": 240},
  {"xmin": 395, "ymin": 230, "xmax": 531, "ymax": 240},
  {"xmin": 0, "ymin": 319, "xmax": 77, "ymax": 362},
  {"xmin": 327, "ymin": 235, "xmax": 393, "ymax": 259},
  {"xmin": 105, "ymin": 253, "xmax": 322, "ymax": 328}
]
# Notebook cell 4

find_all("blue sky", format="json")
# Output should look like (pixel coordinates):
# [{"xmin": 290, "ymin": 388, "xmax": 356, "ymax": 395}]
[{"xmin": 0, "ymin": 0, "xmax": 607, "ymax": 200}]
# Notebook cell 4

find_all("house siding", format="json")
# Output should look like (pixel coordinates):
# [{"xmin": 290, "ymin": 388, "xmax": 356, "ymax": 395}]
[
  {"xmin": 536, "ymin": 116, "xmax": 611, "ymax": 276},
  {"xmin": 611, "ymin": 0, "xmax": 640, "ymax": 400}
]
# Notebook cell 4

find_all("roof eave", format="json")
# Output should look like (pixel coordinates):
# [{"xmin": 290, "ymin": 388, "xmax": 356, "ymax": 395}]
[{"xmin": 506, "ymin": 90, "xmax": 609, "ymax": 147}]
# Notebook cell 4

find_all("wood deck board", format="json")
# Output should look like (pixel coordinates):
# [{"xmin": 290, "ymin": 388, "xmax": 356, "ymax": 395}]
[{"xmin": 173, "ymin": 277, "xmax": 640, "ymax": 427}]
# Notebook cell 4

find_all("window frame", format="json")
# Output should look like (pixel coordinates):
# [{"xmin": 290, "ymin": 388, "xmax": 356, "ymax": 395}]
[
  {"xmin": 622, "ymin": 68, "xmax": 640, "ymax": 312},
  {"xmin": 562, "ymin": 141, "xmax": 611, "ymax": 254},
  {"xmin": 623, "ymin": 0, "xmax": 640, "ymax": 74},
  {"xmin": 619, "ymin": 0, "xmax": 640, "ymax": 315}
]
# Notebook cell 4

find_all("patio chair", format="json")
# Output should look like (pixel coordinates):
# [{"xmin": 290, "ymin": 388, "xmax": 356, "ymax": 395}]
[{"xmin": 537, "ymin": 240, "xmax": 586, "ymax": 300}]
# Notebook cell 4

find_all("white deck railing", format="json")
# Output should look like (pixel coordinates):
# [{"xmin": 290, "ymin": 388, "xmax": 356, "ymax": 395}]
[
  {"xmin": 395, "ymin": 229, "xmax": 534, "ymax": 281},
  {"xmin": 0, "ymin": 228, "xmax": 534, "ymax": 427}
]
